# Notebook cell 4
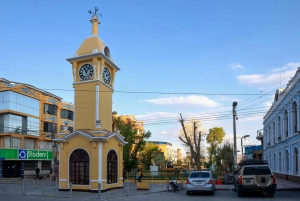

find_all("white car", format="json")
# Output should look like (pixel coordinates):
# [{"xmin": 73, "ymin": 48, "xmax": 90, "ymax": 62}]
[{"xmin": 186, "ymin": 171, "xmax": 216, "ymax": 195}]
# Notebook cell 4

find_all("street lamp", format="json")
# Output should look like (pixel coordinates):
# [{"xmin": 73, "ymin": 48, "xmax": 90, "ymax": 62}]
[{"xmin": 241, "ymin": 135, "xmax": 250, "ymax": 161}]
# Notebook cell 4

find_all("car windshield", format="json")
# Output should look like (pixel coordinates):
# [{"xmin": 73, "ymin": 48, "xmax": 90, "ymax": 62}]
[
  {"xmin": 243, "ymin": 166, "xmax": 271, "ymax": 175},
  {"xmin": 190, "ymin": 172, "xmax": 210, "ymax": 178}
]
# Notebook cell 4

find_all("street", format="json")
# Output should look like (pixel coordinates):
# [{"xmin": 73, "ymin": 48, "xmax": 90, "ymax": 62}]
[{"xmin": 1, "ymin": 181, "xmax": 300, "ymax": 201}]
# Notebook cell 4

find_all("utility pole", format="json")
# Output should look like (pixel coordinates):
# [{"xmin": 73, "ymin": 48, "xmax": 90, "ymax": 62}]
[{"xmin": 232, "ymin": 101, "xmax": 238, "ymax": 171}]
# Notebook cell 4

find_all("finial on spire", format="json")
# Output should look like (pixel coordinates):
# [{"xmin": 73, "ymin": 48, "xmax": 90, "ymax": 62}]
[
  {"xmin": 88, "ymin": 7, "xmax": 102, "ymax": 18},
  {"xmin": 89, "ymin": 7, "xmax": 102, "ymax": 35}
]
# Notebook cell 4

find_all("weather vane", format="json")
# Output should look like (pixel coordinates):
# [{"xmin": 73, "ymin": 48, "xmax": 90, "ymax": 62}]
[{"xmin": 88, "ymin": 7, "xmax": 102, "ymax": 18}]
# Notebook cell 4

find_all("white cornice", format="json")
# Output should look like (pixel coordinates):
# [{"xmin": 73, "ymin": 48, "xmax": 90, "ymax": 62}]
[
  {"xmin": 72, "ymin": 79, "xmax": 114, "ymax": 91},
  {"xmin": 264, "ymin": 68, "xmax": 300, "ymax": 121},
  {"xmin": 66, "ymin": 52, "xmax": 120, "ymax": 71}
]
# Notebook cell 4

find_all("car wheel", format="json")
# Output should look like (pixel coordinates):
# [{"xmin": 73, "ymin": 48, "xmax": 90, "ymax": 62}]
[
  {"xmin": 186, "ymin": 190, "xmax": 190, "ymax": 195},
  {"xmin": 267, "ymin": 191, "xmax": 274, "ymax": 197},
  {"xmin": 237, "ymin": 188, "xmax": 243, "ymax": 197}
]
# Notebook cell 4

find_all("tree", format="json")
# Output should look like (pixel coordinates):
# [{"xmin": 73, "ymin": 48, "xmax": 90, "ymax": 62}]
[
  {"xmin": 113, "ymin": 116, "xmax": 151, "ymax": 172},
  {"xmin": 140, "ymin": 143, "xmax": 161, "ymax": 170},
  {"xmin": 178, "ymin": 114, "xmax": 206, "ymax": 170},
  {"xmin": 206, "ymin": 127, "xmax": 226, "ymax": 168},
  {"xmin": 214, "ymin": 142, "xmax": 234, "ymax": 175}
]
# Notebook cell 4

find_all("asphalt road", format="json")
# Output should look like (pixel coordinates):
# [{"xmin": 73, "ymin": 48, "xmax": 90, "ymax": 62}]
[{"xmin": 1, "ymin": 182, "xmax": 300, "ymax": 201}]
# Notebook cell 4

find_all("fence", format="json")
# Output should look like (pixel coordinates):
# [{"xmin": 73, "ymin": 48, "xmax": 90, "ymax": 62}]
[
  {"xmin": 0, "ymin": 177, "xmax": 186, "ymax": 199},
  {"xmin": 126, "ymin": 170, "xmax": 189, "ymax": 181}
]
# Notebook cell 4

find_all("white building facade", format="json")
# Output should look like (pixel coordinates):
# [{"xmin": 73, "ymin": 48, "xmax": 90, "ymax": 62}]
[{"xmin": 263, "ymin": 68, "xmax": 300, "ymax": 183}]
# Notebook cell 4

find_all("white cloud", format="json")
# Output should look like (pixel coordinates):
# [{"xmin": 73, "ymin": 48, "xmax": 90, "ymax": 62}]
[
  {"xmin": 136, "ymin": 112, "xmax": 178, "ymax": 121},
  {"xmin": 144, "ymin": 95, "xmax": 220, "ymax": 108},
  {"xmin": 237, "ymin": 62, "xmax": 300, "ymax": 87},
  {"xmin": 227, "ymin": 63, "xmax": 244, "ymax": 70},
  {"xmin": 161, "ymin": 131, "xmax": 168, "ymax": 134}
]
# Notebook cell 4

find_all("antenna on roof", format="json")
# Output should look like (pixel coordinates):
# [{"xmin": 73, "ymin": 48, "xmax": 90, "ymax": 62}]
[{"xmin": 88, "ymin": 7, "xmax": 102, "ymax": 18}]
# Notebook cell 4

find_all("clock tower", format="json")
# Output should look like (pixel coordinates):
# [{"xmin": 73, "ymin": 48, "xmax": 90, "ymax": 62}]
[{"xmin": 66, "ymin": 13, "xmax": 120, "ymax": 132}]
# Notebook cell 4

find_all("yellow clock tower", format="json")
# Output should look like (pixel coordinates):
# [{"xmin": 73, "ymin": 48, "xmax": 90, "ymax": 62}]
[
  {"xmin": 55, "ymin": 10, "xmax": 127, "ymax": 192},
  {"xmin": 66, "ymin": 14, "xmax": 119, "ymax": 131}
]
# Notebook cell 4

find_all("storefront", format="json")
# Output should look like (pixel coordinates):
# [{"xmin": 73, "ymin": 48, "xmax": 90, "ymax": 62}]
[{"xmin": 0, "ymin": 148, "xmax": 53, "ymax": 178}]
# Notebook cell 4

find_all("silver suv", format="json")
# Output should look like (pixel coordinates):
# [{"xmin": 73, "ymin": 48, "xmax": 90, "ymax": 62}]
[{"xmin": 234, "ymin": 159, "xmax": 277, "ymax": 197}]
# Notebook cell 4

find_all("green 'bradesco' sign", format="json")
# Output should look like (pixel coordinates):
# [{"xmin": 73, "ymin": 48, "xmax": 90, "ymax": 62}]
[{"xmin": 0, "ymin": 149, "xmax": 53, "ymax": 160}]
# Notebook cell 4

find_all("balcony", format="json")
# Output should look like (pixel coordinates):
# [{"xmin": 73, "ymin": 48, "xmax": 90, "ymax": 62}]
[{"xmin": 256, "ymin": 129, "xmax": 263, "ymax": 140}]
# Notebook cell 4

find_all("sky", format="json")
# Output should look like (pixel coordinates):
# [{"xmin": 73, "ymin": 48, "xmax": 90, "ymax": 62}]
[{"xmin": 1, "ymin": 0, "xmax": 300, "ymax": 155}]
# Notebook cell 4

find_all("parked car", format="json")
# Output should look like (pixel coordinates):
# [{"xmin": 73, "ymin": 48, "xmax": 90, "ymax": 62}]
[
  {"xmin": 186, "ymin": 171, "xmax": 216, "ymax": 195},
  {"xmin": 234, "ymin": 159, "xmax": 277, "ymax": 197}
]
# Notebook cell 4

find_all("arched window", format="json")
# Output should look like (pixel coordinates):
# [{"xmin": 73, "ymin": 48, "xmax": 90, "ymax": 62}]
[
  {"xmin": 285, "ymin": 150, "xmax": 289, "ymax": 174},
  {"xmin": 265, "ymin": 129, "xmax": 268, "ymax": 148},
  {"xmin": 292, "ymin": 102, "xmax": 298, "ymax": 133},
  {"xmin": 107, "ymin": 150, "xmax": 118, "ymax": 184},
  {"xmin": 269, "ymin": 154, "xmax": 272, "ymax": 169},
  {"xmin": 274, "ymin": 153, "xmax": 276, "ymax": 172},
  {"xmin": 69, "ymin": 149, "xmax": 90, "ymax": 185},
  {"xmin": 293, "ymin": 147, "xmax": 298, "ymax": 175},
  {"xmin": 273, "ymin": 122, "xmax": 275, "ymax": 145},
  {"xmin": 284, "ymin": 110, "xmax": 288, "ymax": 138},
  {"xmin": 278, "ymin": 116, "xmax": 281, "ymax": 141},
  {"xmin": 279, "ymin": 152, "xmax": 282, "ymax": 172},
  {"xmin": 269, "ymin": 126, "xmax": 271, "ymax": 146}
]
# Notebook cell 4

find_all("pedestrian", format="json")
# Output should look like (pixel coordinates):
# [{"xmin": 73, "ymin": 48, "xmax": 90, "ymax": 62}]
[
  {"xmin": 49, "ymin": 167, "xmax": 53, "ymax": 179},
  {"xmin": 137, "ymin": 169, "xmax": 142, "ymax": 182},
  {"xmin": 123, "ymin": 168, "xmax": 126, "ymax": 182},
  {"xmin": 35, "ymin": 166, "xmax": 40, "ymax": 180},
  {"xmin": 135, "ymin": 169, "xmax": 138, "ymax": 183}
]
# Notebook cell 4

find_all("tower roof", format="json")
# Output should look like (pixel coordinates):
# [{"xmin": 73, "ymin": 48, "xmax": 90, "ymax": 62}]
[{"xmin": 74, "ymin": 15, "xmax": 107, "ymax": 58}]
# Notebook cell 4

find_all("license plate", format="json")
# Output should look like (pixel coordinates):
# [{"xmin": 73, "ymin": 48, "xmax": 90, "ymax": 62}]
[
  {"xmin": 195, "ymin": 182, "xmax": 204, "ymax": 185},
  {"xmin": 245, "ymin": 179, "xmax": 251, "ymax": 183}
]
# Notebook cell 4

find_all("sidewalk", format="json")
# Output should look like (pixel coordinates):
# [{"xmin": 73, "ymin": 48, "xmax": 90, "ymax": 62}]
[{"xmin": 216, "ymin": 178, "xmax": 300, "ymax": 191}]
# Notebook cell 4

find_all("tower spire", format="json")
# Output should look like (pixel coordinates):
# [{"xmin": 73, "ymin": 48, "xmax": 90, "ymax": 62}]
[{"xmin": 88, "ymin": 7, "xmax": 102, "ymax": 35}]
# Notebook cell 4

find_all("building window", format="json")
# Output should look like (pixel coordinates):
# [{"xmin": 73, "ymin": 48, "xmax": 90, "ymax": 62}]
[
  {"xmin": 60, "ymin": 125, "xmax": 73, "ymax": 133},
  {"xmin": 69, "ymin": 149, "xmax": 90, "ymax": 185},
  {"xmin": 284, "ymin": 110, "xmax": 288, "ymax": 138},
  {"xmin": 24, "ymin": 161, "xmax": 36, "ymax": 170},
  {"xmin": 60, "ymin": 109, "xmax": 73, "ymax": 120},
  {"xmin": 4, "ymin": 137, "xmax": 21, "ymax": 148},
  {"xmin": 279, "ymin": 152, "xmax": 282, "ymax": 172},
  {"xmin": 285, "ymin": 150, "xmax": 289, "ymax": 174},
  {"xmin": 107, "ymin": 150, "xmax": 118, "ymax": 184},
  {"xmin": 24, "ymin": 138, "xmax": 35, "ymax": 149},
  {"xmin": 293, "ymin": 147, "xmax": 298, "ymax": 175},
  {"xmin": 44, "ymin": 104, "xmax": 57, "ymax": 116},
  {"xmin": 273, "ymin": 153, "xmax": 276, "ymax": 172},
  {"xmin": 43, "ymin": 122, "xmax": 57, "ymax": 133},
  {"xmin": 278, "ymin": 116, "xmax": 281, "ymax": 141},
  {"xmin": 292, "ymin": 101, "xmax": 298, "ymax": 133},
  {"xmin": 38, "ymin": 141, "xmax": 52, "ymax": 150},
  {"xmin": 41, "ymin": 161, "xmax": 51, "ymax": 170}
]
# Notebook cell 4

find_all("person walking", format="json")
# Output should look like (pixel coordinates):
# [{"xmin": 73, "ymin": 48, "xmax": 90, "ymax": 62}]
[
  {"xmin": 35, "ymin": 166, "xmax": 40, "ymax": 180},
  {"xmin": 137, "ymin": 169, "xmax": 142, "ymax": 182},
  {"xmin": 49, "ymin": 167, "xmax": 53, "ymax": 180},
  {"xmin": 123, "ymin": 168, "xmax": 126, "ymax": 182}
]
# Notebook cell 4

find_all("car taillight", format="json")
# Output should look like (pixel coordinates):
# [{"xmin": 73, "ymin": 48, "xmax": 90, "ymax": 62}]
[
  {"xmin": 238, "ymin": 175, "xmax": 242, "ymax": 184},
  {"xmin": 207, "ymin": 179, "xmax": 213, "ymax": 184},
  {"xmin": 186, "ymin": 179, "xmax": 190, "ymax": 184},
  {"xmin": 271, "ymin": 175, "xmax": 276, "ymax": 184}
]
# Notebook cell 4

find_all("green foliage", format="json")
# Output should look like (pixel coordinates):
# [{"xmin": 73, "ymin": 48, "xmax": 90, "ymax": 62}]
[
  {"xmin": 140, "ymin": 143, "xmax": 161, "ymax": 170},
  {"xmin": 206, "ymin": 127, "xmax": 226, "ymax": 144},
  {"xmin": 214, "ymin": 142, "xmax": 234, "ymax": 175},
  {"xmin": 113, "ymin": 117, "xmax": 151, "ymax": 172},
  {"xmin": 206, "ymin": 127, "xmax": 226, "ymax": 168},
  {"xmin": 176, "ymin": 159, "xmax": 183, "ymax": 165}
]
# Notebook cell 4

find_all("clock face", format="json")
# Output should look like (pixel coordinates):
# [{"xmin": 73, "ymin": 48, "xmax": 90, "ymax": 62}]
[
  {"xmin": 79, "ymin": 64, "xmax": 93, "ymax": 80},
  {"xmin": 102, "ymin": 67, "xmax": 111, "ymax": 84}
]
